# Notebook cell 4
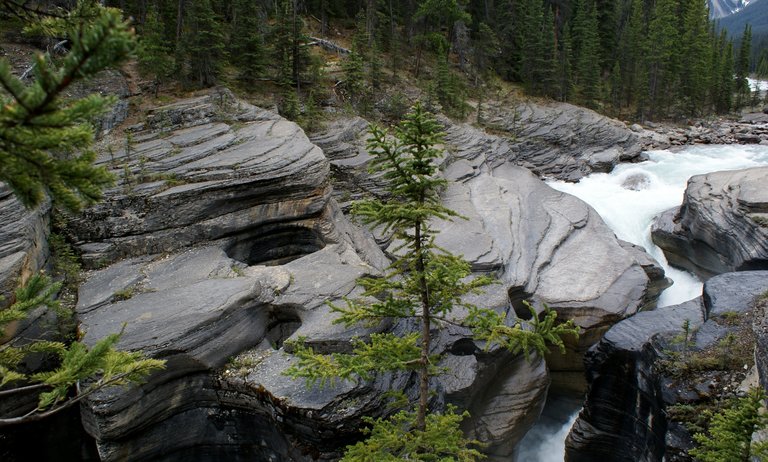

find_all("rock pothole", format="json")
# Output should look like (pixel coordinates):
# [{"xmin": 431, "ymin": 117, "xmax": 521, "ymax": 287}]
[{"xmin": 226, "ymin": 224, "xmax": 326, "ymax": 266}]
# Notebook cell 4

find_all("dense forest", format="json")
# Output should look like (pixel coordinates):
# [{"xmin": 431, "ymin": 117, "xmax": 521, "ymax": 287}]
[{"xmin": 88, "ymin": 0, "xmax": 759, "ymax": 123}]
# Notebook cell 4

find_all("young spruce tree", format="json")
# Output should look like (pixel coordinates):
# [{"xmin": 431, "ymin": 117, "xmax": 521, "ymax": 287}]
[{"xmin": 286, "ymin": 103, "xmax": 578, "ymax": 459}]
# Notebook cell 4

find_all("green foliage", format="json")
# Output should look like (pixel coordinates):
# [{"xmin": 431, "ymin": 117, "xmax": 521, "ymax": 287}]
[
  {"xmin": 467, "ymin": 301, "xmax": 578, "ymax": 359},
  {"xmin": 0, "ymin": 1, "xmax": 165, "ymax": 426},
  {"xmin": 0, "ymin": 273, "xmax": 60, "ymax": 330},
  {"xmin": 0, "ymin": 274, "xmax": 164, "ymax": 424},
  {"xmin": 137, "ymin": 6, "xmax": 174, "ymax": 96},
  {"xmin": 735, "ymin": 24, "xmax": 753, "ymax": 110},
  {"xmin": 0, "ymin": 1, "xmax": 134, "ymax": 212},
  {"xmin": 342, "ymin": 407, "xmax": 483, "ymax": 462},
  {"xmin": 181, "ymin": 0, "xmax": 225, "ymax": 88},
  {"xmin": 229, "ymin": 0, "xmax": 268, "ymax": 84},
  {"xmin": 690, "ymin": 388, "xmax": 768, "ymax": 462},
  {"xmin": 286, "ymin": 103, "xmax": 578, "ymax": 458}
]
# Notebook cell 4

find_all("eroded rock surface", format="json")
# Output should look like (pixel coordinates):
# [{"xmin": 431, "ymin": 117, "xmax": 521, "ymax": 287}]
[
  {"xmin": 67, "ymin": 88, "xmax": 332, "ymax": 268},
  {"xmin": 566, "ymin": 271, "xmax": 768, "ymax": 462},
  {"xmin": 652, "ymin": 167, "xmax": 768, "ymax": 279},
  {"xmin": 0, "ymin": 186, "xmax": 49, "ymax": 309},
  {"xmin": 71, "ymin": 89, "xmax": 668, "ymax": 461}
]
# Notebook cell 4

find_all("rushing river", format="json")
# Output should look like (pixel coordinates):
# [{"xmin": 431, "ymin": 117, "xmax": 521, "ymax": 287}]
[{"xmin": 515, "ymin": 144, "xmax": 768, "ymax": 462}]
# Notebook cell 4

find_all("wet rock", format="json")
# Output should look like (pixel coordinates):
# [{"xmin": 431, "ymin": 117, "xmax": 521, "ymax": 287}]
[
  {"xmin": 621, "ymin": 173, "xmax": 652, "ymax": 191},
  {"xmin": 651, "ymin": 167, "xmax": 768, "ymax": 279},
  {"xmin": 566, "ymin": 271, "xmax": 768, "ymax": 462}
]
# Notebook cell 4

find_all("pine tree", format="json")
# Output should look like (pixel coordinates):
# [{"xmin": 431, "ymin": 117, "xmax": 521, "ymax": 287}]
[
  {"xmin": 679, "ymin": 0, "xmax": 711, "ymax": 116},
  {"xmin": 713, "ymin": 30, "xmax": 735, "ymax": 114},
  {"xmin": 690, "ymin": 388, "xmax": 768, "ymax": 462},
  {"xmin": 646, "ymin": 0, "xmax": 680, "ymax": 117},
  {"xmin": 0, "ymin": 0, "xmax": 131, "ymax": 213},
  {"xmin": 573, "ymin": 0, "xmax": 602, "ymax": 109},
  {"xmin": 137, "ymin": 5, "xmax": 174, "ymax": 97},
  {"xmin": 534, "ymin": 2, "xmax": 559, "ymax": 98},
  {"xmin": 229, "ymin": 0, "xmax": 268, "ymax": 84},
  {"xmin": 181, "ymin": 0, "xmax": 225, "ymax": 87},
  {"xmin": 286, "ymin": 103, "xmax": 578, "ymax": 459},
  {"xmin": 558, "ymin": 23, "xmax": 574, "ymax": 102},
  {"xmin": 735, "ymin": 24, "xmax": 752, "ymax": 110},
  {"xmin": 0, "ymin": 0, "xmax": 165, "ymax": 426}
]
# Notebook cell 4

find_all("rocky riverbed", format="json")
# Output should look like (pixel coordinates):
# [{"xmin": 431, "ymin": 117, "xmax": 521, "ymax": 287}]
[{"xmin": 3, "ymin": 83, "xmax": 768, "ymax": 461}]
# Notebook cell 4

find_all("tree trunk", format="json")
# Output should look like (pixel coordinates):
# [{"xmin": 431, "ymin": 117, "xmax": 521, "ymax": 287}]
[
  {"xmin": 176, "ymin": 0, "xmax": 185, "ymax": 41},
  {"xmin": 415, "ymin": 219, "xmax": 430, "ymax": 432}
]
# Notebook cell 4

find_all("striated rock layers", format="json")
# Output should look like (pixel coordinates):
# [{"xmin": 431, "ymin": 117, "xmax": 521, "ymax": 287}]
[
  {"xmin": 310, "ymin": 100, "xmax": 646, "ymax": 209},
  {"xmin": 71, "ymin": 90, "xmax": 665, "ymax": 461},
  {"xmin": 565, "ymin": 271, "xmax": 768, "ymax": 462},
  {"xmin": 652, "ymin": 167, "xmax": 768, "ymax": 279},
  {"xmin": 0, "ymin": 186, "xmax": 49, "ymax": 310},
  {"xmin": 313, "ymin": 111, "xmax": 667, "ymax": 391}
]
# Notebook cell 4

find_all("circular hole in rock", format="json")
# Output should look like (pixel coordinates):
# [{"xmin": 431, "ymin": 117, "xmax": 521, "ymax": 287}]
[
  {"xmin": 226, "ymin": 224, "xmax": 326, "ymax": 266},
  {"xmin": 509, "ymin": 286, "xmax": 535, "ymax": 320},
  {"xmin": 450, "ymin": 338, "xmax": 478, "ymax": 356},
  {"xmin": 266, "ymin": 310, "xmax": 302, "ymax": 350}
]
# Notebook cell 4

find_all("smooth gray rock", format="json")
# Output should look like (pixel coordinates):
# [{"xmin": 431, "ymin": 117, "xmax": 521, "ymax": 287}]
[
  {"xmin": 68, "ymin": 88, "xmax": 331, "ymax": 268},
  {"xmin": 75, "ymin": 94, "xmax": 550, "ymax": 461},
  {"xmin": 433, "ymin": 123, "xmax": 668, "ymax": 388},
  {"xmin": 652, "ymin": 167, "xmax": 768, "ymax": 279},
  {"xmin": 481, "ymin": 101, "xmax": 644, "ymax": 181},
  {"xmin": 315, "ymin": 113, "xmax": 667, "ymax": 392}
]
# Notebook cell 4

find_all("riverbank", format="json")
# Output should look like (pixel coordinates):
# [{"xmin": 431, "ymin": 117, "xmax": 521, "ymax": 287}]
[{"xmin": 632, "ymin": 110, "xmax": 768, "ymax": 150}]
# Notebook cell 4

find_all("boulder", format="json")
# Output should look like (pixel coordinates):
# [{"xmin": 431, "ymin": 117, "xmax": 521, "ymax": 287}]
[
  {"xmin": 481, "ymin": 101, "xmax": 644, "ymax": 181},
  {"xmin": 565, "ymin": 271, "xmax": 768, "ymax": 462},
  {"xmin": 652, "ymin": 167, "xmax": 768, "ymax": 279},
  {"xmin": 435, "ymin": 122, "xmax": 667, "ymax": 391},
  {"xmin": 67, "ymin": 88, "xmax": 332, "ymax": 269}
]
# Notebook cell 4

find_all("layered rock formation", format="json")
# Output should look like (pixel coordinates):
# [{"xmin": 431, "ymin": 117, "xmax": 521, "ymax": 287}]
[
  {"xmin": 652, "ymin": 167, "xmax": 768, "ymax": 279},
  {"xmin": 310, "ymin": 99, "xmax": 647, "ymax": 209},
  {"xmin": 313, "ymin": 110, "xmax": 667, "ymax": 391},
  {"xmin": 481, "ymin": 101, "xmax": 645, "ymax": 180},
  {"xmin": 566, "ymin": 271, "xmax": 768, "ymax": 462},
  {"xmin": 70, "ymin": 89, "xmax": 667, "ymax": 460},
  {"xmin": 0, "ymin": 186, "xmax": 49, "ymax": 310}
]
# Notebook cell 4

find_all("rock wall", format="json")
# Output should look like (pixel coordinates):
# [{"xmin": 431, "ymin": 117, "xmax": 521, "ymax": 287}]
[
  {"xmin": 566, "ymin": 271, "xmax": 768, "ymax": 462},
  {"xmin": 0, "ymin": 186, "xmax": 49, "ymax": 311},
  {"xmin": 652, "ymin": 167, "xmax": 768, "ymax": 279},
  {"xmin": 67, "ymin": 88, "xmax": 332, "ymax": 269}
]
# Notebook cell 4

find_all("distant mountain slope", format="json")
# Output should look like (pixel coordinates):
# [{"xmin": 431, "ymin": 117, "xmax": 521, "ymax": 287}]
[
  {"xmin": 719, "ymin": 0, "xmax": 768, "ymax": 39},
  {"xmin": 710, "ymin": 0, "xmax": 752, "ymax": 19}
]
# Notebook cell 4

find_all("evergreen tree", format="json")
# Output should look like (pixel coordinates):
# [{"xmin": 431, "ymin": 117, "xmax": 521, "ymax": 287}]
[
  {"xmin": 735, "ymin": 24, "xmax": 752, "ymax": 110},
  {"xmin": 270, "ymin": 0, "xmax": 311, "ymax": 88},
  {"xmin": 690, "ymin": 388, "xmax": 768, "ymax": 462},
  {"xmin": 679, "ymin": 0, "xmax": 711, "ymax": 116},
  {"xmin": 0, "ymin": 0, "xmax": 131, "ymax": 213},
  {"xmin": 572, "ymin": 0, "xmax": 602, "ymax": 109},
  {"xmin": 137, "ymin": 5, "xmax": 174, "ymax": 97},
  {"xmin": 182, "ymin": 0, "xmax": 225, "ymax": 87},
  {"xmin": 0, "ymin": 0, "xmax": 165, "ymax": 426},
  {"xmin": 558, "ymin": 23, "xmax": 574, "ymax": 102},
  {"xmin": 229, "ymin": 0, "xmax": 268, "ymax": 84},
  {"xmin": 713, "ymin": 31, "xmax": 735, "ymax": 114},
  {"xmin": 534, "ymin": 2, "xmax": 559, "ymax": 98},
  {"xmin": 646, "ymin": 0, "xmax": 680, "ymax": 118},
  {"xmin": 286, "ymin": 103, "xmax": 578, "ymax": 458}
]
